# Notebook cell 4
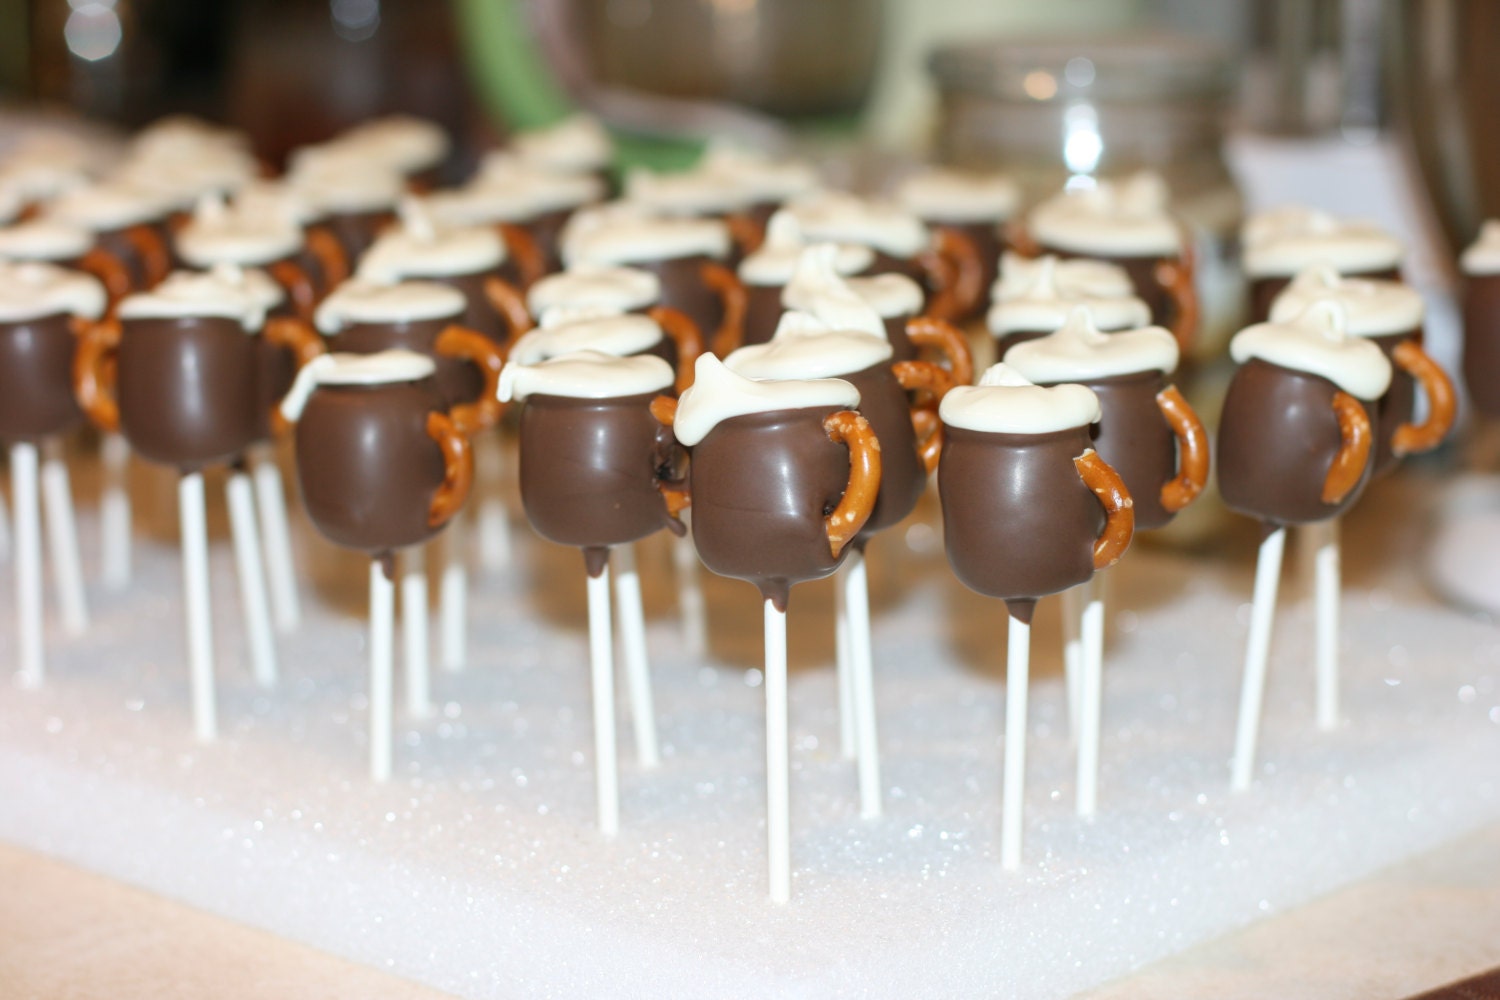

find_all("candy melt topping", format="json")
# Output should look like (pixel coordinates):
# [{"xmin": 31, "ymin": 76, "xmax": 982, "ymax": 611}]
[
  {"xmin": 783, "ymin": 191, "xmax": 931, "ymax": 259},
  {"xmin": 988, "ymin": 253, "xmax": 1151, "ymax": 335},
  {"xmin": 1003, "ymin": 307, "xmax": 1179, "ymax": 382},
  {"xmin": 117, "ymin": 264, "xmax": 270, "ymax": 331},
  {"xmin": 1241, "ymin": 205, "xmax": 1403, "ymax": 278},
  {"xmin": 176, "ymin": 194, "xmax": 304, "ymax": 268},
  {"xmin": 939, "ymin": 363, "xmax": 1102, "ymax": 435},
  {"xmin": 894, "ymin": 167, "xmax": 1020, "ymax": 223},
  {"xmin": 498, "ymin": 349, "xmax": 674, "ymax": 402},
  {"xmin": 780, "ymin": 245, "xmax": 889, "ymax": 340},
  {"xmin": 1229, "ymin": 299, "xmax": 1393, "ymax": 400},
  {"xmin": 1461, "ymin": 220, "xmax": 1500, "ymax": 276},
  {"xmin": 508, "ymin": 312, "xmax": 664, "ymax": 365},
  {"xmin": 279, "ymin": 349, "xmax": 437, "ymax": 423},
  {"xmin": 512, "ymin": 114, "xmax": 614, "ymax": 173},
  {"xmin": 0, "ymin": 219, "xmax": 94, "ymax": 262},
  {"xmin": 356, "ymin": 201, "xmax": 506, "ymax": 282},
  {"xmin": 1028, "ymin": 172, "xmax": 1182, "ymax": 257},
  {"xmin": 727, "ymin": 313, "xmax": 893, "ymax": 380},
  {"xmin": 315, "ymin": 279, "xmax": 465, "ymax": 334},
  {"xmin": 46, "ymin": 180, "xmax": 175, "ymax": 231},
  {"xmin": 1268, "ymin": 266, "xmax": 1423, "ymax": 338},
  {"xmin": 527, "ymin": 264, "xmax": 660, "ymax": 316},
  {"xmin": 560, "ymin": 204, "xmax": 730, "ymax": 266},
  {"xmin": 0, "ymin": 260, "xmax": 107, "ymax": 322},
  {"xmin": 739, "ymin": 212, "xmax": 873, "ymax": 286},
  {"xmin": 671, "ymin": 353, "xmax": 860, "ymax": 447}
]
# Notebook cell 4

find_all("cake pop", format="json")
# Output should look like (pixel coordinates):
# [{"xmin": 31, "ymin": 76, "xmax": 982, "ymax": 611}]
[
  {"xmin": 1003, "ymin": 308, "xmax": 1207, "ymax": 815},
  {"xmin": 1460, "ymin": 222, "xmax": 1500, "ymax": 421},
  {"xmin": 113, "ymin": 126, "xmax": 260, "ymax": 220},
  {"xmin": 295, "ymin": 115, "xmax": 450, "ymax": 190},
  {"xmin": 280, "ymin": 350, "xmax": 474, "ymax": 781},
  {"xmin": 500, "ymin": 351, "xmax": 683, "ymax": 833},
  {"xmin": 1241, "ymin": 206, "xmax": 1403, "ymax": 324},
  {"xmin": 1218, "ymin": 301, "xmax": 1392, "ymax": 789},
  {"xmin": 938, "ymin": 364, "xmax": 1133, "ymax": 867},
  {"xmin": 988, "ymin": 252, "xmax": 1152, "ymax": 360},
  {"xmin": 283, "ymin": 151, "xmax": 405, "ymax": 261},
  {"xmin": 659, "ymin": 353, "xmax": 881, "ymax": 902},
  {"xmin": 737, "ymin": 212, "xmax": 875, "ymax": 349},
  {"xmin": 0, "ymin": 262, "xmax": 107, "ymax": 687},
  {"xmin": 44, "ymin": 180, "xmax": 173, "ymax": 302},
  {"xmin": 894, "ymin": 167, "xmax": 1020, "ymax": 321},
  {"xmin": 511, "ymin": 114, "xmax": 616, "ymax": 193}
]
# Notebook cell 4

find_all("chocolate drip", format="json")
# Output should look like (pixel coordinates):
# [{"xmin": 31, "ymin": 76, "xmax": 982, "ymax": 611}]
[
  {"xmin": 0, "ymin": 313, "xmax": 85, "ymax": 444},
  {"xmin": 1464, "ymin": 273, "xmax": 1500, "ymax": 418},
  {"xmin": 583, "ymin": 546, "xmax": 610, "ymax": 578},
  {"xmin": 1005, "ymin": 598, "xmax": 1037, "ymax": 625}
]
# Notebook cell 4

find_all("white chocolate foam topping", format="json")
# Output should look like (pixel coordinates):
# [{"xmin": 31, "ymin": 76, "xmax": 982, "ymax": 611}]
[
  {"xmin": 117, "ymin": 264, "xmax": 270, "ymax": 331},
  {"xmin": 845, "ymin": 272, "xmax": 924, "ymax": 319},
  {"xmin": 425, "ymin": 153, "xmax": 603, "ymax": 225},
  {"xmin": 699, "ymin": 143, "xmax": 820, "ymax": 203},
  {"xmin": 624, "ymin": 165, "xmax": 754, "ymax": 216},
  {"xmin": 233, "ymin": 179, "xmax": 321, "ymax": 226},
  {"xmin": 498, "ymin": 349, "xmax": 673, "ymax": 403},
  {"xmin": 527, "ymin": 263, "xmax": 660, "ymax": 316},
  {"xmin": 46, "ymin": 179, "xmax": 175, "ymax": 232},
  {"xmin": 783, "ymin": 190, "xmax": 931, "ymax": 259},
  {"xmin": 131, "ymin": 116, "xmax": 250, "ymax": 159},
  {"xmin": 175, "ymin": 193, "xmax": 304, "ymax": 268},
  {"xmin": 727, "ymin": 311, "xmax": 893, "ymax": 381},
  {"xmin": 1461, "ymin": 220, "xmax": 1500, "ymax": 276},
  {"xmin": 1269, "ymin": 265, "xmax": 1423, "ymax": 338},
  {"xmin": 1230, "ymin": 299, "xmax": 1393, "ymax": 400},
  {"xmin": 325, "ymin": 115, "xmax": 449, "ymax": 175},
  {"xmin": 356, "ymin": 199, "xmax": 506, "ymax": 282},
  {"xmin": 0, "ymin": 260, "xmax": 107, "ymax": 322},
  {"xmin": 0, "ymin": 132, "xmax": 105, "ymax": 202},
  {"xmin": 508, "ymin": 312, "xmax": 664, "ymax": 365},
  {"xmin": 279, "ymin": 349, "xmax": 438, "ymax": 424},
  {"xmin": 512, "ymin": 114, "xmax": 614, "ymax": 174},
  {"xmin": 1003, "ymin": 306, "xmax": 1178, "ymax": 382},
  {"xmin": 285, "ymin": 150, "xmax": 404, "ymax": 214},
  {"xmin": 671, "ymin": 352, "xmax": 860, "ymax": 447},
  {"xmin": 1241, "ymin": 205, "xmax": 1403, "ymax": 278},
  {"xmin": 1028, "ymin": 172, "xmax": 1182, "ymax": 257},
  {"xmin": 560, "ymin": 202, "xmax": 730, "ymax": 267},
  {"xmin": 0, "ymin": 218, "xmax": 94, "ymax": 262},
  {"xmin": 314, "ymin": 278, "xmax": 465, "ymax": 334},
  {"xmin": 939, "ymin": 363, "xmax": 1101, "ymax": 435},
  {"xmin": 115, "ymin": 142, "xmax": 259, "ymax": 208},
  {"xmin": 988, "ymin": 253, "xmax": 1151, "ymax": 334},
  {"xmin": 894, "ymin": 167, "xmax": 1020, "ymax": 223},
  {"xmin": 779, "ymin": 245, "xmax": 890, "ymax": 340},
  {"xmin": 739, "ymin": 211, "xmax": 873, "ymax": 286}
]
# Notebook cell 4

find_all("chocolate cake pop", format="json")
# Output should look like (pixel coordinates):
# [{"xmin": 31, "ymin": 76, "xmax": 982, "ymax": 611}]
[
  {"xmin": 283, "ymin": 151, "xmax": 405, "ymax": 261},
  {"xmin": 44, "ymin": 179, "xmax": 174, "ymax": 292},
  {"xmin": 662, "ymin": 353, "xmax": 881, "ymax": 901},
  {"xmin": 894, "ymin": 167, "xmax": 1019, "ymax": 321},
  {"xmin": 511, "ymin": 114, "xmax": 616, "ymax": 192},
  {"xmin": 1218, "ymin": 301, "xmax": 1393, "ymax": 790},
  {"xmin": 313, "ymin": 115, "xmax": 450, "ymax": 184},
  {"xmin": 1241, "ymin": 206, "xmax": 1403, "ymax": 324},
  {"xmin": 1460, "ymin": 222, "xmax": 1500, "ymax": 420},
  {"xmin": 113, "ymin": 125, "xmax": 260, "ymax": 218},
  {"xmin": 937, "ymin": 364, "xmax": 1133, "ymax": 867},
  {"xmin": 0, "ymin": 261, "xmax": 107, "ymax": 687},
  {"xmin": 280, "ymin": 350, "xmax": 475, "ymax": 781},
  {"xmin": 1021, "ymin": 172, "xmax": 1198, "ymax": 349},
  {"xmin": 737, "ymin": 212, "xmax": 875, "ymax": 349},
  {"xmin": 988, "ymin": 252, "xmax": 1152, "ymax": 360},
  {"xmin": 500, "ymin": 350, "xmax": 682, "ymax": 833}
]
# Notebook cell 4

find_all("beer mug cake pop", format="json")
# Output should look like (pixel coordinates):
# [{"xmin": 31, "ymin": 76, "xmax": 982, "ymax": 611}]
[
  {"xmin": 937, "ymin": 364, "xmax": 1133, "ymax": 868},
  {"xmin": 658, "ymin": 353, "xmax": 881, "ymax": 903},
  {"xmin": 737, "ymin": 212, "xmax": 875, "ymax": 349},
  {"xmin": 988, "ymin": 252, "xmax": 1152, "ymax": 360},
  {"xmin": 44, "ymin": 179, "xmax": 175, "ymax": 291},
  {"xmin": 1460, "ymin": 221, "xmax": 1500, "ymax": 421},
  {"xmin": 500, "ymin": 350, "xmax": 684, "ymax": 835},
  {"xmin": 283, "ymin": 150, "xmax": 405, "ymax": 261},
  {"xmin": 894, "ymin": 166, "xmax": 1020, "ymax": 321},
  {"xmin": 280, "ymin": 349, "xmax": 474, "ymax": 782},
  {"xmin": 1004, "ymin": 308, "xmax": 1208, "ymax": 815},
  {"xmin": 1241, "ymin": 206, "xmax": 1404, "ymax": 324},
  {"xmin": 0, "ymin": 261, "xmax": 107, "ymax": 687},
  {"xmin": 1218, "ymin": 301, "xmax": 1392, "ymax": 790}
]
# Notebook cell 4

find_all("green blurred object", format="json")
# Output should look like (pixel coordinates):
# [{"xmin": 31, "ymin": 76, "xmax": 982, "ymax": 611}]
[{"xmin": 452, "ymin": 0, "xmax": 572, "ymax": 132}]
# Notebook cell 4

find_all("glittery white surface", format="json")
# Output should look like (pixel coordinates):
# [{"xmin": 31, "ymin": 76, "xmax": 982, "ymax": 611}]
[{"xmin": 2, "ymin": 458, "xmax": 1499, "ymax": 1000}]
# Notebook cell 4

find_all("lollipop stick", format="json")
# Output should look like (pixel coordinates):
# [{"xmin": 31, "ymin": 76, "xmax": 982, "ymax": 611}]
[
  {"xmin": 1001, "ymin": 613, "xmax": 1031, "ymax": 871},
  {"xmin": 1076, "ymin": 574, "xmax": 1105, "ymax": 818},
  {"xmin": 613, "ymin": 544, "xmax": 659, "ymax": 767},
  {"xmin": 40, "ymin": 440, "xmax": 88, "ymax": 635},
  {"xmin": 0, "ymin": 485, "xmax": 11, "ymax": 564},
  {"xmin": 765, "ymin": 598, "xmax": 790, "ymax": 903},
  {"xmin": 368, "ymin": 560, "xmax": 395, "ymax": 782},
  {"xmin": 100, "ymin": 431, "xmax": 131, "ymax": 590},
  {"xmin": 672, "ymin": 511, "xmax": 707, "ymax": 656},
  {"xmin": 440, "ymin": 513, "xmax": 468, "ymax": 673},
  {"xmin": 1060, "ymin": 584, "xmax": 1082, "ymax": 743},
  {"xmin": 1231, "ymin": 527, "xmax": 1286, "ymax": 791},
  {"xmin": 1313, "ymin": 519, "xmax": 1341, "ymax": 731},
  {"xmin": 833, "ymin": 561, "xmax": 856, "ymax": 760},
  {"xmin": 12, "ymin": 443, "xmax": 43, "ymax": 689},
  {"xmin": 475, "ymin": 432, "xmax": 512, "ymax": 574},
  {"xmin": 401, "ymin": 545, "xmax": 431, "ymax": 718},
  {"xmin": 250, "ymin": 445, "xmax": 301, "ymax": 633},
  {"xmin": 179, "ymin": 472, "xmax": 217, "ymax": 742},
  {"xmin": 226, "ymin": 469, "xmax": 278, "ymax": 689},
  {"xmin": 587, "ymin": 563, "xmax": 620, "ymax": 836},
  {"xmin": 845, "ymin": 547, "xmax": 882, "ymax": 819}
]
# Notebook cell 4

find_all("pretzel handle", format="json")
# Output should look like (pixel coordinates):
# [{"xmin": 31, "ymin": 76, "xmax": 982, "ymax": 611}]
[
  {"xmin": 123, "ymin": 224, "xmax": 170, "ymax": 288},
  {"xmin": 1154, "ymin": 233, "xmax": 1199, "ymax": 352},
  {"xmin": 72, "ymin": 316, "xmax": 122, "ymax": 432},
  {"xmin": 724, "ymin": 211, "xmax": 766, "ymax": 257},
  {"xmin": 892, "ymin": 359, "xmax": 954, "ymax": 474},
  {"xmin": 702, "ymin": 260, "xmax": 748, "ymax": 358},
  {"xmin": 823, "ymin": 410, "xmax": 882, "ymax": 559},
  {"xmin": 1074, "ymin": 448, "xmax": 1134, "ymax": 570},
  {"xmin": 1155, "ymin": 383, "xmax": 1209, "ymax": 513},
  {"xmin": 905, "ymin": 316, "xmax": 974, "ymax": 387},
  {"xmin": 435, "ymin": 324, "xmax": 506, "ymax": 435},
  {"xmin": 650, "ymin": 395, "xmax": 692, "ymax": 517},
  {"xmin": 263, "ymin": 316, "xmax": 327, "ymax": 436},
  {"xmin": 496, "ymin": 223, "xmax": 547, "ymax": 288},
  {"xmin": 647, "ymin": 305, "xmax": 704, "ymax": 394},
  {"xmin": 1004, "ymin": 219, "xmax": 1042, "ymax": 258},
  {"xmin": 425, "ymin": 410, "xmax": 474, "ymax": 528},
  {"xmin": 304, "ymin": 225, "xmax": 350, "ymax": 289},
  {"xmin": 77, "ymin": 246, "xmax": 133, "ymax": 307},
  {"xmin": 482, "ymin": 275, "xmax": 535, "ymax": 349},
  {"xmin": 268, "ymin": 259, "xmax": 317, "ymax": 322},
  {"xmin": 1323, "ymin": 390, "xmax": 1373, "ymax": 505},
  {"xmin": 1390, "ymin": 339, "xmax": 1456, "ymax": 457},
  {"xmin": 920, "ymin": 226, "xmax": 983, "ymax": 322}
]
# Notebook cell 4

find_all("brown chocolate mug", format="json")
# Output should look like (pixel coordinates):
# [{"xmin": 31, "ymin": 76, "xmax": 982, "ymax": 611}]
[
  {"xmin": 840, "ymin": 358, "xmax": 953, "ymax": 540},
  {"xmin": 1464, "ymin": 272, "xmax": 1500, "ymax": 419},
  {"xmin": 1248, "ymin": 266, "xmax": 1398, "ymax": 327},
  {"xmin": 267, "ymin": 230, "xmax": 349, "ymax": 323},
  {"xmin": 0, "ymin": 313, "xmax": 91, "ymax": 444}
]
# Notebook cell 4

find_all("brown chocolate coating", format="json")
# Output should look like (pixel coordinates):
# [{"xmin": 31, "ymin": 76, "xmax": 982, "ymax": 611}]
[
  {"xmin": 117, "ymin": 316, "xmax": 261, "ymax": 470},
  {"xmin": 0, "ymin": 313, "xmax": 84, "ymax": 444},
  {"xmin": 323, "ymin": 209, "xmax": 394, "ymax": 262},
  {"xmin": 1366, "ymin": 330, "xmax": 1421, "ymax": 477},
  {"xmin": 427, "ymin": 265, "xmax": 528, "ymax": 349},
  {"xmin": 1247, "ymin": 266, "xmax": 1401, "ymax": 326},
  {"xmin": 1464, "ymin": 273, "xmax": 1500, "ymax": 418},
  {"xmin": 1073, "ymin": 370, "xmax": 1179, "ymax": 531},
  {"xmin": 293, "ymin": 375, "xmax": 450, "ymax": 555},
  {"xmin": 938, "ymin": 424, "xmax": 1104, "ymax": 622},
  {"xmin": 639, "ymin": 254, "xmax": 725, "ymax": 347},
  {"xmin": 1217, "ymin": 358, "xmax": 1374, "ymax": 526},
  {"xmin": 519, "ymin": 206, "xmax": 577, "ymax": 275},
  {"xmin": 1043, "ymin": 243, "xmax": 1184, "ymax": 332},
  {"xmin": 688, "ymin": 406, "xmax": 855, "ymax": 610},
  {"xmin": 741, "ymin": 283, "xmax": 784, "ymax": 349},
  {"xmin": 944, "ymin": 221, "xmax": 1002, "ymax": 321},
  {"xmin": 328, "ymin": 312, "xmax": 482, "ymax": 410},
  {"xmin": 96, "ymin": 223, "xmax": 169, "ymax": 290},
  {"xmin": 867, "ymin": 249, "xmax": 929, "ymax": 304},
  {"xmin": 842, "ymin": 363, "xmax": 925, "ymax": 539},
  {"xmin": 517, "ymin": 390, "xmax": 684, "ymax": 573}
]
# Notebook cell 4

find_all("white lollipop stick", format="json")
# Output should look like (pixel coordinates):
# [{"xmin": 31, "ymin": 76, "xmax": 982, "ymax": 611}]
[
  {"xmin": 845, "ymin": 547, "xmax": 882, "ymax": 819},
  {"xmin": 179, "ymin": 472, "xmax": 217, "ymax": 742},
  {"xmin": 0, "ymin": 485, "xmax": 11, "ymax": 564},
  {"xmin": 1076, "ymin": 574, "xmax": 1105, "ymax": 818},
  {"xmin": 226, "ymin": 469, "xmax": 278, "ymax": 689},
  {"xmin": 1231, "ymin": 526, "xmax": 1287, "ymax": 791},
  {"xmin": 475, "ymin": 432, "xmax": 512, "ymax": 573},
  {"xmin": 12, "ymin": 443, "xmax": 43, "ymax": 689},
  {"xmin": 613, "ymin": 544, "xmax": 660, "ymax": 767},
  {"xmin": 587, "ymin": 564, "xmax": 620, "ymax": 836},
  {"xmin": 765, "ymin": 598, "xmax": 790, "ymax": 903},
  {"xmin": 833, "ymin": 560, "xmax": 856, "ymax": 760},
  {"xmin": 250, "ymin": 445, "xmax": 301, "ymax": 633},
  {"xmin": 368, "ymin": 559, "xmax": 395, "ymax": 783},
  {"xmin": 40, "ymin": 441, "xmax": 88, "ymax": 635},
  {"xmin": 440, "ymin": 513, "xmax": 468, "ymax": 673},
  {"xmin": 100, "ymin": 431, "xmax": 131, "ymax": 589},
  {"xmin": 1059, "ymin": 584, "xmax": 1083, "ymax": 743},
  {"xmin": 1312, "ymin": 519, "xmax": 1341, "ymax": 731},
  {"xmin": 1001, "ymin": 613, "xmax": 1031, "ymax": 871},
  {"xmin": 401, "ymin": 545, "xmax": 431, "ymax": 718},
  {"xmin": 672, "ymin": 512, "xmax": 707, "ymax": 656}
]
